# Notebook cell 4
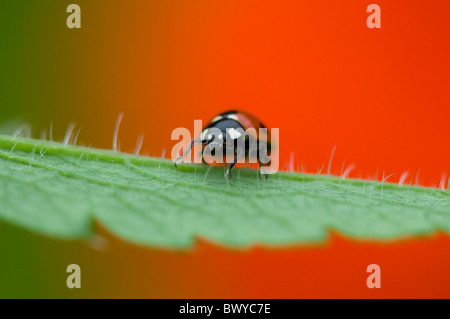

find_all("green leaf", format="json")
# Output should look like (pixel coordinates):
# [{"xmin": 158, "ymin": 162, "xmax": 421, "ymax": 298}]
[{"xmin": 0, "ymin": 134, "xmax": 449, "ymax": 249}]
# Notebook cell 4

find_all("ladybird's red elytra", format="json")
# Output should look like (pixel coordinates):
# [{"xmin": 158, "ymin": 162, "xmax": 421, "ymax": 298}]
[{"xmin": 174, "ymin": 110, "xmax": 272, "ymax": 180}]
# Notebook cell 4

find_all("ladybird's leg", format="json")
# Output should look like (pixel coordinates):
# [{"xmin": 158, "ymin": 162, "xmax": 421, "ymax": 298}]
[
  {"xmin": 259, "ymin": 149, "xmax": 271, "ymax": 180},
  {"xmin": 260, "ymin": 160, "xmax": 271, "ymax": 180},
  {"xmin": 257, "ymin": 139, "xmax": 271, "ymax": 180},
  {"xmin": 174, "ymin": 138, "xmax": 203, "ymax": 167},
  {"xmin": 225, "ymin": 148, "xmax": 243, "ymax": 180}
]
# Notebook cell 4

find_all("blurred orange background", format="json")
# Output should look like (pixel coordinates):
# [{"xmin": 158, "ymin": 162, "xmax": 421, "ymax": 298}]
[
  {"xmin": 0, "ymin": 0, "xmax": 449, "ymax": 298},
  {"xmin": 78, "ymin": 0, "xmax": 450, "ymax": 186}
]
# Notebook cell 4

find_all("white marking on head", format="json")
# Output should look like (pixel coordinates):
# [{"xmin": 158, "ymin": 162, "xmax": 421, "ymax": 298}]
[
  {"xmin": 226, "ymin": 127, "xmax": 242, "ymax": 139},
  {"xmin": 211, "ymin": 115, "xmax": 223, "ymax": 122}
]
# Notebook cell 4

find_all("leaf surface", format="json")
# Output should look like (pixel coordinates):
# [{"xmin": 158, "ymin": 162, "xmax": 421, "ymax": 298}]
[{"xmin": 0, "ymin": 135, "xmax": 449, "ymax": 248}]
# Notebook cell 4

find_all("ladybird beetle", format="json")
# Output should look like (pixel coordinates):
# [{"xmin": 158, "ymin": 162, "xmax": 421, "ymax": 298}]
[{"xmin": 174, "ymin": 110, "xmax": 272, "ymax": 179}]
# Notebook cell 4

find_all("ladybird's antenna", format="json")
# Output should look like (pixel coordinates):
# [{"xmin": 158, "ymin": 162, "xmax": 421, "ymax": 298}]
[
  {"xmin": 225, "ymin": 148, "xmax": 244, "ymax": 179},
  {"xmin": 174, "ymin": 138, "xmax": 203, "ymax": 167}
]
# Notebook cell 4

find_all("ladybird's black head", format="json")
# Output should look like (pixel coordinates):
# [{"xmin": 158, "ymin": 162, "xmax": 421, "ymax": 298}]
[
  {"xmin": 207, "ymin": 119, "xmax": 242, "ymax": 133},
  {"xmin": 200, "ymin": 117, "xmax": 247, "ymax": 159}
]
